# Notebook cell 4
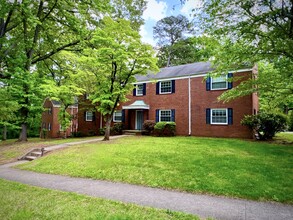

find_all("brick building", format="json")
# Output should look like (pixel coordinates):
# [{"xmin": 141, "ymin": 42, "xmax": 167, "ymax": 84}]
[
  {"xmin": 41, "ymin": 98, "xmax": 78, "ymax": 138},
  {"xmin": 77, "ymin": 62, "xmax": 258, "ymax": 139}
]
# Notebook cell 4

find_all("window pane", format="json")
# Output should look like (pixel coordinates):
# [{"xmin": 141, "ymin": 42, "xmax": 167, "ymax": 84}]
[
  {"xmin": 212, "ymin": 76, "xmax": 226, "ymax": 89},
  {"xmin": 114, "ymin": 111, "xmax": 122, "ymax": 122},
  {"xmin": 86, "ymin": 111, "xmax": 93, "ymax": 121},
  {"xmin": 211, "ymin": 109, "xmax": 227, "ymax": 124},
  {"xmin": 137, "ymin": 84, "xmax": 143, "ymax": 95},
  {"xmin": 160, "ymin": 81, "xmax": 171, "ymax": 93},
  {"xmin": 160, "ymin": 110, "xmax": 171, "ymax": 122}
]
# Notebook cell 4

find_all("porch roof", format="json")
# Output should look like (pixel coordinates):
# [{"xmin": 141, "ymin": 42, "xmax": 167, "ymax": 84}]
[{"xmin": 122, "ymin": 100, "xmax": 149, "ymax": 110}]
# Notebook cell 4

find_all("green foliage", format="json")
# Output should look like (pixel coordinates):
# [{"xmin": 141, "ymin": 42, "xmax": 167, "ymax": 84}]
[
  {"xmin": 79, "ymin": 16, "xmax": 158, "ymax": 140},
  {"xmin": 111, "ymin": 123, "xmax": 124, "ymax": 135},
  {"xmin": 157, "ymin": 36, "xmax": 218, "ymax": 67},
  {"xmin": 154, "ymin": 122, "xmax": 176, "ymax": 136},
  {"xmin": 241, "ymin": 113, "xmax": 288, "ymax": 140},
  {"xmin": 199, "ymin": 0, "xmax": 293, "ymax": 112},
  {"xmin": 143, "ymin": 120, "xmax": 156, "ymax": 135}
]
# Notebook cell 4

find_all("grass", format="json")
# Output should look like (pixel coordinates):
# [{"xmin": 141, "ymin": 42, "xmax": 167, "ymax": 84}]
[
  {"xmin": 0, "ymin": 136, "xmax": 101, "ymax": 164},
  {"xmin": 274, "ymin": 132, "xmax": 293, "ymax": 144},
  {"xmin": 0, "ymin": 179, "xmax": 198, "ymax": 220},
  {"xmin": 18, "ymin": 136, "xmax": 293, "ymax": 203}
]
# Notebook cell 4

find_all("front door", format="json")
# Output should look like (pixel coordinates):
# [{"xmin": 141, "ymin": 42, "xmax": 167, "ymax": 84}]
[{"xmin": 135, "ymin": 110, "xmax": 143, "ymax": 130}]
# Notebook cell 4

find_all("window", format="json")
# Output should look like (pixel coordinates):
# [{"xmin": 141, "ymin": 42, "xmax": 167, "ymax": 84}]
[
  {"xmin": 48, "ymin": 107, "xmax": 52, "ymax": 114},
  {"xmin": 206, "ymin": 73, "xmax": 233, "ymax": 91},
  {"xmin": 211, "ymin": 75, "xmax": 227, "ymax": 90},
  {"xmin": 160, "ymin": 81, "xmax": 172, "ymax": 94},
  {"xmin": 113, "ymin": 110, "xmax": 122, "ymax": 122},
  {"xmin": 48, "ymin": 123, "xmax": 51, "ymax": 131},
  {"xmin": 85, "ymin": 111, "xmax": 93, "ymax": 121},
  {"xmin": 211, "ymin": 109, "xmax": 228, "ymax": 124},
  {"xmin": 160, "ymin": 110, "xmax": 172, "ymax": 122},
  {"xmin": 136, "ymin": 84, "xmax": 144, "ymax": 96}
]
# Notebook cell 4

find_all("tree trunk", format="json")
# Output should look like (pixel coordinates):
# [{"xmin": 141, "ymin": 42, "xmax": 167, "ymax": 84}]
[
  {"xmin": 103, "ymin": 115, "xmax": 112, "ymax": 141},
  {"xmin": 2, "ymin": 125, "xmax": 7, "ymax": 141},
  {"xmin": 18, "ymin": 123, "xmax": 28, "ymax": 141}
]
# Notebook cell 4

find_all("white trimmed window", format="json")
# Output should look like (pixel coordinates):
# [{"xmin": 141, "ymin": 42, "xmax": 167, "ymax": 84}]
[
  {"xmin": 211, "ymin": 75, "xmax": 227, "ymax": 90},
  {"xmin": 136, "ymin": 84, "xmax": 144, "ymax": 96},
  {"xmin": 160, "ymin": 81, "xmax": 172, "ymax": 94},
  {"xmin": 86, "ymin": 111, "xmax": 93, "ymax": 121},
  {"xmin": 48, "ymin": 107, "xmax": 52, "ymax": 114},
  {"xmin": 159, "ymin": 110, "xmax": 172, "ymax": 122},
  {"xmin": 48, "ymin": 123, "xmax": 51, "ymax": 131},
  {"xmin": 113, "ymin": 110, "xmax": 122, "ymax": 122},
  {"xmin": 211, "ymin": 109, "xmax": 228, "ymax": 124}
]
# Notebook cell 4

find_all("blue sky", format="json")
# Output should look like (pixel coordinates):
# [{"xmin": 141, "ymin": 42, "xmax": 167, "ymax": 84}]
[{"xmin": 140, "ymin": 0, "xmax": 203, "ymax": 46}]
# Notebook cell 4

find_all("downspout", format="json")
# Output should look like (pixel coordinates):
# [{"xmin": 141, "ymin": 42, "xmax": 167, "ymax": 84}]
[{"xmin": 188, "ymin": 75, "xmax": 191, "ymax": 136}]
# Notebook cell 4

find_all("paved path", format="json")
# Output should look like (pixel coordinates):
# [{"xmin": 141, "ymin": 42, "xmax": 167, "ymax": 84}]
[{"xmin": 0, "ymin": 136, "xmax": 292, "ymax": 220}]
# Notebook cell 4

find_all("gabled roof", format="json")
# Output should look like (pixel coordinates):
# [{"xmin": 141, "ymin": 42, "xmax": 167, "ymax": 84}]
[{"xmin": 135, "ymin": 61, "xmax": 213, "ymax": 82}]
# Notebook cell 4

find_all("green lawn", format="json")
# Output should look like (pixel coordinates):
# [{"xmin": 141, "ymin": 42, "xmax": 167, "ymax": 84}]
[
  {"xmin": 0, "ymin": 179, "xmax": 198, "ymax": 220},
  {"xmin": 0, "ymin": 136, "xmax": 101, "ymax": 164},
  {"xmin": 18, "ymin": 136, "xmax": 293, "ymax": 203}
]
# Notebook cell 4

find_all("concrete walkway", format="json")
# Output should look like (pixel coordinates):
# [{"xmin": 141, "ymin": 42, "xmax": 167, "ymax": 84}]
[{"xmin": 0, "ymin": 136, "xmax": 292, "ymax": 220}]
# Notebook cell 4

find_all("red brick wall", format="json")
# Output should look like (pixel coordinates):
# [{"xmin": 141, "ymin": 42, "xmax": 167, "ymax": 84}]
[
  {"xmin": 121, "ymin": 71, "xmax": 256, "ymax": 138},
  {"xmin": 77, "ymin": 97, "xmax": 101, "ymax": 136},
  {"xmin": 42, "ymin": 99, "xmax": 79, "ymax": 138}
]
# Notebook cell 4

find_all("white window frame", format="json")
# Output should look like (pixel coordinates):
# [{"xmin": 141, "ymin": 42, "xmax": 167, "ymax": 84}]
[
  {"xmin": 211, "ymin": 75, "xmax": 227, "ymax": 90},
  {"xmin": 48, "ymin": 123, "xmax": 51, "ymax": 131},
  {"xmin": 113, "ymin": 110, "xmax": 122, "ymax": 122},
  {"xmin": 160, "ymin": 81, "xmax": 172, "ymax": 94},
  {"xmin": 136, "ymin": 84, "xmax": 144, "ymax": 96},
  {"xmin": 86, "ymin": 111, "xmax": 93, "ymax": 121},
  {"xmin": 48, "ymin": 107, "xmax": 52, "ymax": 114},
  {"xmin": 159, "ymin": 110, "xmax": 172, "ymax": 122},
  {"xmin": 211, "ymin": 108, "xmax": 228, "ymax": 125}
]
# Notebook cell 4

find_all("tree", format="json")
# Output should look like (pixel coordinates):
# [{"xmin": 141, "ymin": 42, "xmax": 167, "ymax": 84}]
[
  {"xmin": 0, "ymin": 0, "xmax": 109, "ymax": 141},
  {"xmin": 80, "ymin": 17, "xmax": 159, "ymax": 141},
  {"xmin": 153, "ymin": 14, "xmax": 193, "ymax": 66},
  {"xmin": 156, "ymin": 36, "xmax": 218, "ymax": 67},
  {"xmin": 111, "ymin": 0, "xmax": 147, "ymax": 31},
  {"xmin": 198, "ymin": 0, "xmax": 293, "ymax": 112},
  {"xmin": 39, "ymin": 52, "xmax": 84, "ymax": 138},
  {"xmin": 0, "ymin": 85, "xmax": 19, "ymax": 140}
]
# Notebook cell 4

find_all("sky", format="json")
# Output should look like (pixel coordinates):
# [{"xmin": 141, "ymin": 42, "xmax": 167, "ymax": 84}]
[{"xmin": 139, "ymin": 0, "xmax": 203, "ymax": 46}]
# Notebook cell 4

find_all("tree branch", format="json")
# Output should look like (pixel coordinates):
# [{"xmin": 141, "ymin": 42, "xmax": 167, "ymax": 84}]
[{"xmin": 31, "ymin": 40, "xmax": 81, "ymax": 64}]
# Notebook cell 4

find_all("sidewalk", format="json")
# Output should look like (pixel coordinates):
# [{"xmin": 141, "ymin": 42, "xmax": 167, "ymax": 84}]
[{"xmin": 0, "ymin": 136, "xmax": 292, "ymax": 220}]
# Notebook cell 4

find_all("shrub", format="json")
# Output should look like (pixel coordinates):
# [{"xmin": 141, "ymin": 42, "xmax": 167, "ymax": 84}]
[
  {"xmin": 153, "ymin": 122, "xmax": 176, "ymax": 137},
  {"xmin": 142, "ymin": 120, "xmax": 156, "ymax": 135},
  {"xmin": 111, "ymin": 122, "xmax": 123, "ymax": 135},
  {"xmin": 241, "ymin": 113, "xmax": 287, "ymax": 140}
]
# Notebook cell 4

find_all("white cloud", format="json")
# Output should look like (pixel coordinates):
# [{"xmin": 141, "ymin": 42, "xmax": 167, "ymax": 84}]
[
  {"xmin": 143, "ymin": 0, "xmax": 168, "ymax": 21},
  {"xmin": 140, "ymin": 25, "xmax": 156, "ymax": 46},
  {"xmin": 180, "ymin": 0, "xmax": 203, "ymax": 18}
]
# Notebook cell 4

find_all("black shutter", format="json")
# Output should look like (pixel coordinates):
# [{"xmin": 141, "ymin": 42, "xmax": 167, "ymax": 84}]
[
  {"xmin": 133, "ymin": 84, "xmax": 136, "ymax": 96},
  {"xmin": 171, "ymin": 80, "xmax": 175, "ymax": 93},
  {"xmin": 92, "ymin": 112, "xmax": 96, "ymax": 122},
  {"xmin": 171, "ymin": 109, "xmax": 175, "ymax": 122},
  {"xmin": 206, "ymin": 108, "xmax": 211, "ymax": 124},
  {"xmin": 122, "ymin": 110, "xmax": 125, "ymax": 123},
  {"xmin": 156, "ymin": 82, "xmax": 160, "ymax": 95},
  {"xmin": 206, "ymin": 77, "xmax": 211, "ymax": 91},
  {"xmin": 228, "ymin": 73, "xmax": 233, "ymax": 89},
  {"xmin": 84, "ymin": 111, "xmax": 86, "ymax": 121},
  {"xmin": 143, "ymin": 83, "xmax": 146, "ymax": 95},
  {"xmin": 228, "ymin": 108, "xmax": 233, "ymax": 125},
  {"xmin": 155, "ymin": 109, "xmax": 159, "ymax": 122}
]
